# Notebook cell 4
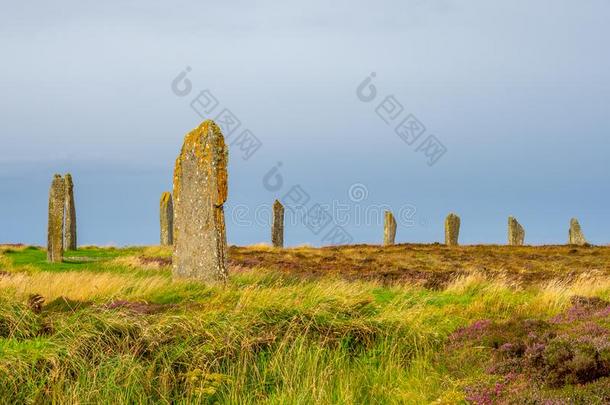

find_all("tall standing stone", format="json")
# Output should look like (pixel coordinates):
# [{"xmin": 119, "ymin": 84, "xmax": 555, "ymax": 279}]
[
  {"xmin": 569, "ymin": 218, "xmax": 587, "ymax": 246},
  {"xmin": 271, "ymin": 199, "xmax": 284, "ymax": 248},
  {"xmin": 160, "ymin": 192, "xmax": 174, "ymax": 245},
  {"xmin": 507, "ymin": 216, "xmax": 525, "ymax": 246},
  {"xmin": 445, "ymin": 213, "xmax": 460, "ymax": 246},
  {"xmin": 172, "ymin": 120, "xmax": 228, "ymax": 283},
  {"xmin": 383, "ymin": 210, "xmax": 397, "ymax": 246},
  {"xmin": 64, "ymin": 173, "xmax": 77, "ymax": 250},
  {"xmin": 47, "ymin": 174, "xmax": 66, "ymax": 262}
]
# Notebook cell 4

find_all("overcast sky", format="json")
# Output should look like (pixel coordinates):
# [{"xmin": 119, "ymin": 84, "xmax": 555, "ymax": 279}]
[{"xmin": 1, "ymin": 1, "xmax": 609, "ymax": 246}]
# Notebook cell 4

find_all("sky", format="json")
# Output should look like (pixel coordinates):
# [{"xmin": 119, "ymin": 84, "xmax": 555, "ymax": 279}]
[{"xmin": 0, "ymin": 0, "xmax": 609, "ymax": 247}]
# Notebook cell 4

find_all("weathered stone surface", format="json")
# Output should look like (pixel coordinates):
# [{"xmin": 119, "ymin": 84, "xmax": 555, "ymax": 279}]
[
  {"xmin": 569, "ymin": 218, "xmax": 587, "ymax": 246},
  {"xmin": 383, "ymin": 210, "xmax": 397, "ymax": 246},
  {"xmin": 47, "ymin": 174, "xmax": 66, "ymax": 262},
  {"xmin": 272, "ymin": 199, "xmax": 284, "ymax": 248},
  {"xmin": 64, "ymin": 173, "xmax": 77, "ymax": 250},
  {"xmin": 160, "ymin": 192, "xmax": 174, "ymax": 246},
  {"xmin": 508, "ymin": 216, "xmax": 525, "ymax": 246},
  {"xmin": 445, "ymin": 213, "xmax": 460, "ymax": 246},
  {"xmin": 172, "ymin": 120, "xmax": 228, "ymax": 283}
]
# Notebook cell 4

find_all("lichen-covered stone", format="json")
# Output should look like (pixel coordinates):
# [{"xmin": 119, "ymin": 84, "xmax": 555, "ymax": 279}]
[
  {"xmin": 508, "ymin": 216, "xmax": 525, "ymax": 246},
  {"xmin": 172, "ymin": 120, "xmax": 228, "ymax": 283},
  {"xmin": 445, "ymin": 213, "xmax": 460, "ymax": 246},
  {"xmin": 47, "ymin": 174, "xmax": 66, "ymax": 262},
  {"xmin": 160, "ymin": 192, "xmax": 174, "ymax": 245},
  {"xmin": 383, "ymin": 211, "xmax": 397, "ymax": 246},
  {"xmin": 64, "ymin": 173, "xmax": 77, "ymax": 250},
  {"xmin": 272, "ymin": 199, "xmax": 284, "ymax": 248},
  {"xmin": 569, "ymin": 218, "xmax": 587, "ymax": 246}
]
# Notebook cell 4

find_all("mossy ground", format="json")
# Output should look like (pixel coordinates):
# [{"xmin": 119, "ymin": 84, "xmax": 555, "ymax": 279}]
[{"xmin": 0, "ymin": 244, "xmax": 609, "ymax": 404}]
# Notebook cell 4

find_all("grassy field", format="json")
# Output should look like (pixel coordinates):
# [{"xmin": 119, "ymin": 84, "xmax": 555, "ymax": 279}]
[{"xmin": 0, "ymin": 244, "xmax": 609, "ymax": 404}]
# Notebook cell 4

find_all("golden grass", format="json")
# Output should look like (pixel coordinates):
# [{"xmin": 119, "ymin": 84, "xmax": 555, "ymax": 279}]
[
  {"xmin": 242, "ymin": 242, "xmax": 273, "ymax": 249},
  {"xmin": 0, "ymin": 245, "xmax": 27, "ymax": 254},
  {"xmin": 0, "ymin": 254, "xmax": 11, "ymax": 270},
  {"xmin": 0, "ymin": 245, "xmax": 609, "ymax": 403},
  {"xmin": 108, "ymin": 256, "xmax": 166, "ymax": 271},
  {"xmin": 0, "ymin": 272, "xmax": 174, "ymax": 302},
  {"xmin": 140, "ymin": 245, "xmax": 172, "ymax": 258}
]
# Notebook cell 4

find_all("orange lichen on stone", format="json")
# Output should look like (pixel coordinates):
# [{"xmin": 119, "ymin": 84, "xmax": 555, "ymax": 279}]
[
  {"xmin": 172, "ymin": 120, "xmax": 228, "ymax": 283},
  {"xmin": 160, "ymin": 191, "xmax": 172, "ymax": 208},
  {"xmin": 173, "ymin": 120, "xmax": 228, "ymax": 210}
]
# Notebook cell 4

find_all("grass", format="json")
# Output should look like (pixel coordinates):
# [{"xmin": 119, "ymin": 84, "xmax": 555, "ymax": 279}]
[{"xmin": 0, "ymin": 244, "xmax": 609, "ymax": 403}]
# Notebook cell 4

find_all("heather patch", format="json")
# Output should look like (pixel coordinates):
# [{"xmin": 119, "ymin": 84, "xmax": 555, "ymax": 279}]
[{"xmin": 449, "ymin": 296, "xmax": 610, "ymax": 403}]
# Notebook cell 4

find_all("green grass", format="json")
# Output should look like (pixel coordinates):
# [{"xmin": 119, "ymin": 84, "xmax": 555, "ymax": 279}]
[
  {"xmin": 3, "ymin": 246, "xmax": 142, "ymax": 273},
  {"xmin": 0, "ymin": 245, "xmax": 608, "ymax": 403}
]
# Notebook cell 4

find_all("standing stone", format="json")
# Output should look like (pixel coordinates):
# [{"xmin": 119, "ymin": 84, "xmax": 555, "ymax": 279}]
[
  {"xmin": 569, "ymin": 218, "xmax": 587, "ymax": 246},
  {"xmin": 160, "ymin": 192, "xmax": 174, "ymax": 245},
  {"xmin": 172, "ymin": 120, "xmax": 228, "ymax": 283},
  {"xmin": 445, "ymin": 213, "xmax": 460, "ymax": 246},
  {"xmin": 383, "ymin": 210, "xmax": 397, "ymax": 246},
  {"xmin": 47, "ymin": 174, "xmax": 66, "ymax": 262},
  {"xmin": 271, "ymin": 199, "xmax": 284, "ymax": 248},
  {"xmin": 64, "ymin": 173, "xmax": 77, "ymax": 250},
  {"xmin": 507, "ymin": 216, "xmax": 525, "ymax": 246}
]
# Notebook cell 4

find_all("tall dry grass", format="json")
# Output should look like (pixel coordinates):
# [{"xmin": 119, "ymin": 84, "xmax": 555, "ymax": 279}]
[{"xmin": 0, "ymin": 246, "xmax": 609, "ymax": 403}]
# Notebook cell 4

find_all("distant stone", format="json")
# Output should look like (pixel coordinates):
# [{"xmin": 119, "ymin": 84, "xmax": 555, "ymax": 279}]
[
  {"xmin": 47, "ymin": 174, "xmax": 66, "ymax": 262},
  {"xmin": 172, "ymin": 120, "xmax": 229, "ymax": 283},
  {"xmin": 445, "ymin": 213, "xmax": 460, "ymax": 246},
  {"xmin": 508, "ymin": 216, "xmax": 525, "ymax": 246},
  {"xmin": 64, "ymin": 173, "xmax": 77, "ymax": 250},
  {"xmin": 160, "ymin": 192, "xmax": 174, "ymax": 246},
  {"xmin": 272, "ymin": 199, "xmax": 284, "ymax": 248},
  {"xmin": 569, "ymin": 218, "xmax": 587, "ymax": 246},
  {"xmin": 383, "ymin": 211, "xmax": 397, "ymax": 246}
]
